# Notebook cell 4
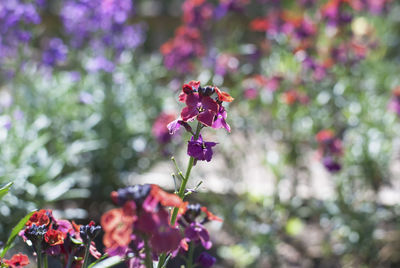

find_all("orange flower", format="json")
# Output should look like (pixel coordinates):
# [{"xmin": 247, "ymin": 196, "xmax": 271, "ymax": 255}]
[
  {"xmin": 26, "ymin": 209, "xmax": 51, "ymax": 227},
  {"xmin": 3, "ymin": 253, "xmax": 30, "ymax": 268},
  {"xmin": 44, "ymin": 229, "xmax": 65, "ymax": 246},
  {"xmin": 201, "ymin": 207, "xmax": 223, "ymax": 222},
  {"xmin": 316, "ymin": 129, "xmax": 334, "ymax": 142},
  {"xmin": 214, "ymin": 87, "xmax": 234, "ymax": 103},
  {"xmin": 149, "ymin": 184, "xmax": 182, "ymax": 208},
  {"xmin": 101, "ymin": 208, "xmax": 135, "ymax": 248}
]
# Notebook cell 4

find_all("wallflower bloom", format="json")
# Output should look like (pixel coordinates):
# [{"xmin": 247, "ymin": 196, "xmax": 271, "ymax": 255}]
[
  {"xmin": 316, "ymin": 129, "xmax": 343, "ymax": 173},
  {"xmin": 388, "ymin": 86, "xmax": 400, "ymax": 117},
  {"xmin": 21, "ymin": 209, "xmax": 101, "ymax": 265},
  {"xmin": 161, "ymin": 26, "xmax": 204, "ymax": 73},
  {"xmin": 26, "ymin": 209, "xmax": 52, "ymax": 227},
  {"xmin": 187, "ymin": 135, "xmax": 217, "ymax": 164},
  {"xmin": 182, "ymin": 0, "xmax": 214, "ymax": 29},
  {"xmin": 181, "ymin": 93, "xmax": 219, "ymax": 127},
  {"xmin": 102, "ymin": 184, "xmax": 183, "ymax": 262},
  {"xmin": 197, "ymin": 252, "xmax": 217, "ymax": 267},
  {"xmin": 185, "ymin": 222, "xmax": 212, "ymax": 249},
  {"xmin": 2, "ymin": 253, "xmax": 30, "ymax": 268},
  {"xmin": 44, "ymin": 229, "xmax": 66, "ymax": 246},
  {"xmin": 42, "ymin": 38, "xmax": 68, "ymax": 67},
  {"xmin": 152, "ymin": 112, "xmax": 177, "ymax": 144},
  {"xmin": 282, "ymin": 90, "xmax": 309, "ymax": 105}
]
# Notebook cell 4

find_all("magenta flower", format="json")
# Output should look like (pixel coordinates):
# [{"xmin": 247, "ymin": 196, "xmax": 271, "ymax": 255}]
[
  {"xmin": 187, "ymin": 135, "xmax": 217, "ymax": 164},
  {"xmin": 212, "ymin": 106, "xmax": 231, "ymax": 132},
  {"xmin": 184, "ymin": 222, "xmax": 212, "ymax": 250},
  {"xmin": 181, "ymin": 92, "xmax": 219, "ymax": 127},
  {"xmin": 322, "ymin": 156, "xmax": 341, "ymax": 173}
]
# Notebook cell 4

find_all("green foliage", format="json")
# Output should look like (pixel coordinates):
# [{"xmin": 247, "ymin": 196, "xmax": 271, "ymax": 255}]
[
  {"xmin": 0, "ymin": 211, "xmax": 35, "ymax": 258},
  {"xmin": 0, "ymin": 182, "xmax": 12, "ymax": 200}
]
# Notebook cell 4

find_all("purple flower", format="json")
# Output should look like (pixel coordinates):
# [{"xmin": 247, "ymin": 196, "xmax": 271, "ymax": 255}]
[
  {"xmin": 42, "ymin": 38, "xmax": 68, "ymax": 66},
  {"xmin": 187, "ymin": 135, "xmax": 217, "ymax": 164},
  {"xmin": 0, "ymin": 0, "xmax": 40, "ymax": 76},
  {"xmin": 184, "ymin": 222, "xmax": 212, "ymax": 249},
  {"xmin": 322, "ymin": 156, "xmax": 341, "ymax": 173},
  {"xmin": 60, "ymin": 0, "xmax": 143, "ymax": 57},
  {"xmin": 212, "ymin": 106, "xmax": 231, "ymax": 132},
  {"xmin": 86, "ymin": 56, "xmax": 115, "ymax": 73},
  {"xmin": 197, "ymin": 252, "xmax": 216, "ymax": 267},
  {"xmin": 79, "ymin": 92, "xmax": 94, "ymax": 105}
]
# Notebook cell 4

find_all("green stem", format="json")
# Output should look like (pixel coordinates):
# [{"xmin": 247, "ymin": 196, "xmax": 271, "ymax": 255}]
[
  {"xmin": 158, "ymin": 123, "xmax": 202, "ymax": 268},
  {"xmin": 157, "ymin": 254, "xmax": 166, "ymax": 268},
  {"xmin": 82, "ymin": 241, "xmax": 91, "ymax": 268},
  {"xmin": 43, "ymin": 255, "xmax": 48, "ymax": 268},
  {"xmin": 37, "ymin": 251, "xmax": 42, "ymax": 268},
  {"xmin": 65, "ymin": 251, "xmax": 74, "ymax": 268},
  {"xmin": 170, "ymin": 122, "xmax": 202, "ymax": 226},
  {"xmin": 186, "ymin": 242, "xmax": 195, "ymax": 268},
  {"xmin": 144, "ymin": 238, "xmax": 153, "ymax": 268}
]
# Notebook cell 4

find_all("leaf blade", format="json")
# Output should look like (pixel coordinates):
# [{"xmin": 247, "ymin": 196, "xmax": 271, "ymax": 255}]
[
  {"xmin": 0, "ymin": 182, "xmax": 13, "ymax": 200},
  {"xmin": 0, "ymin": 210, "xmax": 36, "ymax": 258}
]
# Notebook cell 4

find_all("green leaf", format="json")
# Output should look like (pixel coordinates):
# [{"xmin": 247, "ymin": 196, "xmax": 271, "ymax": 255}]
[
  {"xmin": 91, "ymin": 256, "xmax": 124, "ymax": 268},
  {"xmin": 88, "ymin": 254, "xmax": 109, "ymax": 268},
  {"xmin": 70, "ymin": 237, "xmax": 84, "ymax": 245},
  {"xmin": 0, "ymin": 210, "xmax": 36, "ymax": 258},
  {"xmin": 0, "ymin": 182, "xmax": 13, "ymax": 200}
]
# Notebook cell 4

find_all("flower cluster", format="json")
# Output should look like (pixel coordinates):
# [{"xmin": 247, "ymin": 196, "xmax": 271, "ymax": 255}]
[
  {"xmin": 60, "ymin": 0, "xmax": 144, "ymax": 68},
  {"xmin": 160, "ymin": 26, "xmax": 205, "ymax": 73},
  {"xmin": 175, "ymin": 202, "xmax": 222, "ymax": 267},
  {"xmin": 250, "ymin": 11, "xmax": 317, "ymax": 45},
  {"xmin": 316, "ymin": 130, "xmax": 343, "ymax": 173},
  {"xmin": 281, "ymin": 89, "xmax": 309, "ymax": 106},
  {"xmin": 0, "ymin": 253, "xmax": 29, "ymax": 268},
  {"xmin": 321, "ymin": 0, "xmax": 353, "ymax": 29},
  {"xmin": 41, "ymin": 38, "xmax": 69, "ymax": 67},
  {"xmin": 20, "ymin": 209, "xmax": 101, "ymax": 266},
  {"xmin": 101, "ymin": 184, "xmax": 183, "ymax": 264},
  {"xmin": 167, "ymin": 81, "xmax": 233, "ymax": 164},
  {"xmin": 0, "ymin": 0, "xmax": 41, "ymax": 79}
]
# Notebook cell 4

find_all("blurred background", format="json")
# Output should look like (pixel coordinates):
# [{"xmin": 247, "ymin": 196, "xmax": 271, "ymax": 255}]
[{"xmin": 1, "ymin": 0, "xmax": 400, "ymax": 267}]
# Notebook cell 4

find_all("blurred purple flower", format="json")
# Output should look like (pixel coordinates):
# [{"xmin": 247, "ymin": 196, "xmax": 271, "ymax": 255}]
[
  {"xmin": 0, "ymin": 0, "xmax": 40, "ymax": 76},
  {"xmin": 197, "ymin": 252, "xmax": 216, "ymax": 267},
  {"xmin": 42, "ymin": 38, "xmax": 68, "ymax": 66},
  {"xmin": 322, "ymin": 156, "xmax": 341, "ymax": 173},
  {"xmin": 86, "ymin": 56, "xmax": 115, "ymax": 73},
  {"xmin": 60, "ymin": 0, "xmax": 144, "ymax": 62},
  {"xmin": 79, "ymin": 92, "xmax": 94, "ymax": 104}
]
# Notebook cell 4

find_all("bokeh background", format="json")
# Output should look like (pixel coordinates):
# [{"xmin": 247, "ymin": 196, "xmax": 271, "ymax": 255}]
[{"xmin": 1, "ymin": 0, "xmax": 400, "ymax": 267}]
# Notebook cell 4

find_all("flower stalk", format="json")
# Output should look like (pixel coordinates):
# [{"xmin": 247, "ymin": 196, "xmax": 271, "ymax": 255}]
[{"xmin": 170, "ymin": 122, "xmax": 202, "ymax": 226}]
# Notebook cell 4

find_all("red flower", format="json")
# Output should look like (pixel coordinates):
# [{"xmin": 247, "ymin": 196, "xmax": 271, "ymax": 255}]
[
  {"xmin": 26, "ymin": 209, "xmax": 51, "ymax": 227},
  {"xmin": 44, "ymin": 229, "xmax": 66, "ymax": 246},
  {"xmin": 250, "ymin": 18, "xmax": 269, "ymax": 31},
  {"xmin": 3, "ymin": 253, "xmax": 30, "ymax": 268},
  {"xmin": 179, "ymin": 80, "xmax": 201, "ymax": 102},
  {"xmin": 315, "ymin": 129, "xmax": 335, "ymax": 143}
]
